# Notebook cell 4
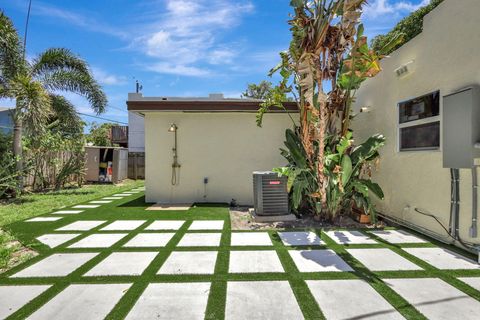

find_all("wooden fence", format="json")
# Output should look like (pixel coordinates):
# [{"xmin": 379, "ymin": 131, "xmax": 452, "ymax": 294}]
[{"xmin": 25, "ymin": 150, "xmax": 85, "ymax": 189}]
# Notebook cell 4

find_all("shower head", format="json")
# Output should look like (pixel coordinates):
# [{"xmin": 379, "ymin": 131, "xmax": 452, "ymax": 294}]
[{"xmin": 168, "ymin": 123, "xmax": 178, "ymax": 132}]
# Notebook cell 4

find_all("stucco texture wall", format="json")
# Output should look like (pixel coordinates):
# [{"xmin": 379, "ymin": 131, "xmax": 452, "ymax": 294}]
[
  {"xmin": 352, "ymin": 0, "xmax": 480, "ymax": 243},
  {"xmin": 144, "ymin": 112, "xmax": 295, "ymax": 205}
]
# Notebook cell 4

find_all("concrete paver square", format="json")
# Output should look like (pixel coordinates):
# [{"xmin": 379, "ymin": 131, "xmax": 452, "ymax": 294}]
[
  {"xmin": 177, "ymin": 233, "xmax": 222, "ymax": 247},
  {"xmin": 278, "ymin": 231, "xmax": 324, "ymax": 246},
  {"xmin": 72, "ymin": 205, "xmax": 100, "ymax": 209},
  {"xmin": 459, "ymin": 277, "xmax": 480, "ymax": 291},
  {"xmin": 325, "ymin": 230, "xmax": 377, "ymax": 244},
  {"xmin": 369, "ymin": 229, "xmax": 426, "ymax": 244},
  {"xmin": 26, "ymin": 217, "xmax": 62, "ymax": 222},
  {"xmin": 28, "ymin": 283, "xmax": 131, "ymax": 320},
  {"xmin": 158, "ymin": 251, "xmax": 218, "ymax": 274},
  {"xmin": 113, "ymin": 193, "xmax": 132, "ymax": 196},
  {"xmin": 125, "ymin": 283, "xmax": 210, "ymax": 320},
  {"xmin": 100, "ymin": 220, "xmax": 146, "ymax": 231},
  {"xmin": 403, "ymin": 247, "xmax": 480, "ymax": 269},
  {"xmin": 36, "ymin": 234, "xmax": 81, "ymax": 248},
  {"xmin": 231, "ymin": 232, "xmax": 272, "ymax": 246},
  {"xmin": 102, "ymin": 197, "xmax": 123, "ymax": 200},
  {"xmin": 229, "ymin": 251, "xmax": 284, "ymax": 273},
  {"xmin": 225, "ymin": 281, "xmax": 303, "ymax": 320},
  {"xmin": 56, "ymin": 220, "xmax": 106, "ymax": 231},
  {"xmin": 123, "ymin": 233, "xmax": 175, "ymax": 247},
  {"xmin": 0, "ymin": 285, "xmax": 51, "ymax": 319},
  {"xmin": 11, "ymin": 253, "xmax": 98, "ymax": 278},
  {"xmin": 68, "ymin": 233, "xmax": 128, "ymax": 248},
  {"xmin": 51, "ymin": 210, "xmax": 83, "ymax": 214},
  {"xmin": 384, "ymin": 278, "xmax": 480, "ymax": 320},
  {"xmin": 188, "ymin": 220, "xmax": 224, "ymax": 230},
  {"xmin": 89, "ymin": 200, "xmax": 112, "ymax": 204},
  {"xmin": 346, "ymin": 248, "xmax": 422, "ymax": 271},
  {"xmin": 145, "ymin": 220, "xmax": 185, "ymax": 230},
  {"xmin": 306, "ymin": 279, "xmax": 404, "ymax": 320},
  {"xmin": 288, "ymin": 249, "xmax": 353, "ymax": 272},
  {"xmin": 84, "ymin": 252, "xmax": 157, "ymax": 276}
]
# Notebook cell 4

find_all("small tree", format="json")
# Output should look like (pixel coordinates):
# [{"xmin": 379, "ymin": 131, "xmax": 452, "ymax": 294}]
[
  {"xmin": 258, "ymin": 0, "xmax": 402, "ymax": 220},
  {"xmin": 242, "ymin": 81, "xmax": 275, "ymax": 100},
  {"xmin": 86, "ymin": 122, "xmax": 115, "ymax": 147}
]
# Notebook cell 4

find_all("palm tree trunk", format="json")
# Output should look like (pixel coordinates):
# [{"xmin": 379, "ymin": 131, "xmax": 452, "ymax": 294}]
[{"xmin": 12, "ymin": 116, "xmax": 24, "ymax": 192}]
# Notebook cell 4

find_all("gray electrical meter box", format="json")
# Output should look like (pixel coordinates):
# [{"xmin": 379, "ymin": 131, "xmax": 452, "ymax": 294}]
[{"xmin": 443, "ymin": 86, "xmax": 480, "ymax": 168}]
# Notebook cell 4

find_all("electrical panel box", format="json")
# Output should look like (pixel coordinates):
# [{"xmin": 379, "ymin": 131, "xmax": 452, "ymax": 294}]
[
  {"xmin": 443, "ymin": 86, "xmax": 480, "ymax": 168},
  {"xmin": 253, "ymin": 171, "xmax": 289, "ymax": 216}
]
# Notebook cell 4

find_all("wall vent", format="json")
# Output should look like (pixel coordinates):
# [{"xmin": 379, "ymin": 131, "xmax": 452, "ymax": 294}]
[
  {"xmin": 253, "ymin": 171, "xmax": 289, "ymax": 216},
  {"xmin": 394, "ymin": 60, "xmax": 415, "ymax": 78}
]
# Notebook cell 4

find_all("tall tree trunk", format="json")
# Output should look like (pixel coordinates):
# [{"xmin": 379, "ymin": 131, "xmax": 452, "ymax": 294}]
[{"xmin": 13, "ymin": 116, "xmax": 24, "ymax": 192}]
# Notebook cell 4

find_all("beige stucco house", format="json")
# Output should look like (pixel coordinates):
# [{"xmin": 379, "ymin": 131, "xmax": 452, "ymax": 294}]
[{"xmin": 352, "ymin": 0, "xmax": 480, "ymax": 245}]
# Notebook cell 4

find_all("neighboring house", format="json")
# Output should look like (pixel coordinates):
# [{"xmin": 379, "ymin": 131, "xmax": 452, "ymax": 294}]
[
  {"xmin": 127, "ymin": 93, "xmax": 297, "ymax": 204},
  {"xmin": 128, "ymin": 110, "xmax": 145, "ymax": 153},
  {"xmin": 353, "ymin": 0, "xmax": 480, "ymax": 244},
  {"xmin": 0, "ymin": 107, "xmax": 13, "ymax": 134},
  {"xmin": 127, "ymin": 102, "xmax": 146, "ymax": 179}
]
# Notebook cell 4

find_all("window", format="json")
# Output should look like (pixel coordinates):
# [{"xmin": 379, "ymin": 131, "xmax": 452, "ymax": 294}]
[{"xmin": 398, "ymin": 91, "xmax": 440, "ymax": 151}]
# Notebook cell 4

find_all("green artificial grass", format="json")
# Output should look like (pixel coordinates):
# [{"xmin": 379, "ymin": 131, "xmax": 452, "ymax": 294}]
[
  {"xmin": 0, "ymin": 180, "xmax": 143, "ymax": 270},
  {"xmin": 1, "ymin": 190, "xmax": 480, "ymax": 319},
  {"xmin": 0, "ymin": 180, "xmax": 144, "ymax": 227}
]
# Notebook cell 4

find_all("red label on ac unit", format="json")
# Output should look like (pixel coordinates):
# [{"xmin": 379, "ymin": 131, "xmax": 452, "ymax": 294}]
[{"xmin": 269, "ymin": 181, "xmax": 281, "ymax": 185}]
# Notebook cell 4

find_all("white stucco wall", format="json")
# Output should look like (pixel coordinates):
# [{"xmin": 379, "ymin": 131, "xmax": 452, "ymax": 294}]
[
  {"xmin": 128, "ymin": 111, "xmax": 145, "ymax": 153},
  {"xmin": 144, "ymin": 112, "xmax": 295, "ymax": 205},
  {"xmin": 352, "ymin": 0, "xmax": 480, "ymax": 243}
]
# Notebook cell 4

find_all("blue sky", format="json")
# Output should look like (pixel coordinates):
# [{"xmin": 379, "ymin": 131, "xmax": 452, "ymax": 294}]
[{"xmin": 1, "ymin": 0, "xmax": 430, "ymax": 128}]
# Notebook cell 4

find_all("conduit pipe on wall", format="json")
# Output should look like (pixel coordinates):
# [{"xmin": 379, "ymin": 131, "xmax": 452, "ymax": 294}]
[
  {"xmin": 472, "ymin": 166, "xmax": 478, "ymax": 238},
  {"xmin": 449, "ymin": 168, "xmax": 460, "ymax": 239}
]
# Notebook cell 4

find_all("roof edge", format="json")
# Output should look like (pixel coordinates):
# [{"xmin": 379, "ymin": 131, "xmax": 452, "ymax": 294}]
[{"xmin": 127, "ymin": 100, "xmax": 299, "ymax": 113}]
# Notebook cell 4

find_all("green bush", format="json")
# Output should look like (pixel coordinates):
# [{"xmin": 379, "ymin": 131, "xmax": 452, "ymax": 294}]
[
  {"xmin": 24, "ymin": 130, "xmax": 85, "ymax": 191},
  {"xmin": 371, "ymin": 0, "xmax": 444, "ymax": 55}
]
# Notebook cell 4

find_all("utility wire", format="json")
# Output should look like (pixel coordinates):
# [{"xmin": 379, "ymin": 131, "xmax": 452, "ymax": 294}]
[
  {"xmin": 107, "ymin": 105, "xmax": 128, "ymax": 113},
  {"xmin": 23, "ymin": 0, "xmax": 32, "ymax": 59},
  {"xmin": 414, "ymin": 207, "xmax": 478, "ymax": 247},
  {"xmin": 77, "ymin": 112, "xmax": 128, "ymax": 125}
]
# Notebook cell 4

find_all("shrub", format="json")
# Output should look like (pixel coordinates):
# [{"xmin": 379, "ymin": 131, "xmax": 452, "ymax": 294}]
[{"xmin": 371, "ymin": 0, "xmax": 444, "ymax": 55}]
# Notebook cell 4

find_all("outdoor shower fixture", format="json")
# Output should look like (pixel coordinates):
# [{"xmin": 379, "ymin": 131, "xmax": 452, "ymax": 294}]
[{"xmin": 168, "ymin": 123, "xmax": 181, "ymax": 185}]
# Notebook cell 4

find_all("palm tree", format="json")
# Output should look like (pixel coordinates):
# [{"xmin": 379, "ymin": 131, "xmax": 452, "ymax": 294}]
[{"xmin": 0, "ymin": 11, "xmax": 107, "ymax": 191}]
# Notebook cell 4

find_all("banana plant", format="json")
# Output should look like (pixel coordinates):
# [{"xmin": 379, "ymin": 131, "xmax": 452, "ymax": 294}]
[
  {"xmin": 276, "ymin": 129, "xmax": 386, "ymax": 221},
  {"xmin": 257, "ymin": 1, "xmax": 402, "ymax": 219}
]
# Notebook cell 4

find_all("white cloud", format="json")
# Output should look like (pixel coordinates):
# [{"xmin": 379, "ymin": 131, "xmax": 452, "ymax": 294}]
[
  {"xmin": 91, "ymin": 67, "xmax": 128, "ymax": 86},
  {"xmin": 135, "ymin": 0, "xmax": 254, "ymax": 76},
  {"xmin": 28, "ymin": 1, "xmax": 127, "ymax": 38},
  {"xmin": 363, "ymin": 0, "xmax": 430, "ymax": 18},
  {"xmin": 147, "ymin": 63, "xmax": 211, "ymax": 77},
  {"xmin": 208, "ymin": 48, "xmax": 236, "ymax": 65}
]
